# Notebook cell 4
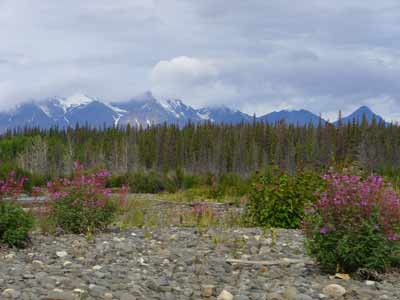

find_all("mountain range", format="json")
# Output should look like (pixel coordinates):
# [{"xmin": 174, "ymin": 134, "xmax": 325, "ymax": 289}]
[{"xmin": 0, "ymin": 92, "xmax": 387, "ymax": 132}]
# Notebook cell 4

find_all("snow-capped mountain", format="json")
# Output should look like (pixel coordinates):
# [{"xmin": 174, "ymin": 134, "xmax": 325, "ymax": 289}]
[
  {"xmin": 197, "ymin": 106, "xmax": 252, "ymax": 124},
  {"xmin": 0, "ymin": 92, "xmax": 387, "ymax": 132},
  {"xmin": 0, "ymin": 102, "xmax": 55, "ymax": 132}
]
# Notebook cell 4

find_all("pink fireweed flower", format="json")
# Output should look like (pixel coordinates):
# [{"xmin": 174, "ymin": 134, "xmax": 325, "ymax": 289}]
[
  {"xmin": 305, "ymin": 173, "xmax": 400, "ymax": 245},
  {"xmin": 52, "ymin": 192, "xmax": 62, "ymax": 200}
]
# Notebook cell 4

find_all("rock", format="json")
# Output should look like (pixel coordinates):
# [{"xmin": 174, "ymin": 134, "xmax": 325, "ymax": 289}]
[
  {"xmin": 365, "ymin": 280, "xmax": 376, "ymax": 286},
  {"xmin": 71, "ymin": 239, "xmax": 88, "ymax": 257},
  {"xmin": 283, "ymin": 287, "xmax": 297, "ymax": 300},
  {"xmin": 94, "ymin": 271, "xmax": 106, "ymax": 279},
  {"xmin": 146, "ymin": 279, "xmax": 163, "ymax": 292},
  {"xmin": 104, "ymin": 292, "xmax": 113, "ymax": 300},
  {"xmin": 56, "ymin": 251, "xmax": 68, "ymax": 258},
  {"xmin": 32, "ymin": 260, "xmax": 45, "ymax": 268},
  {"xmin": 250, "ymin": 246, "xmax": 258, "ymax": 254},
  {"xmin": 120, "ymin": 293, "xmax": 136, "ymax": 300},
  {"xmin": 5, "ymin": 253, "xmax": 16, "ymax": 259},
  {"xmin": 2, "ymin": 289, "xmax": 21, "ymax": 299},
  {"xmin": 266, "ymin": 292, "xmax": 283, "ymax": 300},
  {"xmin": 202, "ymin": 285, "xmax": 215, "ymax": 297},
  {"xmin": 0, "ymin": 227, "xmax": 399, "ymax": 300},
  {"xmin": 322, "ymin": 284, "xmax": 346, "ymax": 298},
  {"xmin": 43, "ymin": 290, "xmax": 75, "ymax": 300},
  {"xmin": 217, "ymin": 290, "xmax": 234, "ymax": 300},
  {"xmin": 298, "ymin": 294, "xmax": 313, "ymax": 300},
  {"xmin": 23, "ymin": 273, "xmax": 35, "ymax": 279},
  {"xmin": 334, "ymin": 273, "xmax": 350, "ymax": 280}
]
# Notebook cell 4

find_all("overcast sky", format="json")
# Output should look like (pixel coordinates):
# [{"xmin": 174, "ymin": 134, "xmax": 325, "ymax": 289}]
[{"xmin": 1, "ymin": 0, "xmax": 400, "ymax": 121}]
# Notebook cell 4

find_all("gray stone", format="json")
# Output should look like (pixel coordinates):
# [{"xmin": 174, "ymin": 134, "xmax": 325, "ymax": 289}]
[
  {"xmin": 2, "ymin": 289, "xmax": 21, "ymax": 299},
  {"xmin": 266, "ymin": 292, "xmax": 283, "ymax": 300},
  {"xmin": 217, "ymin": 290, "xmax": 234, "ymax": 300},
  {"xmin": 120, "ymin": 294, "xmax": 136, "ymax": 300},
  {"xmin": 56, "ymin": 251, "xmax": 68, "ymax": 258},
  {"xmin": 298, "ymin": 294, "xmax": 313, "ymax": 300},
  {"xmin": 322, "ymin": 284, "xmax": 346, "ymax": 298},
  {"xmin": 43, "ymin": 290, "xmax": 75, "ymax": 300},
  {"xmin": 283, "ymin": 287, "xmax": 297, "ymax": 300},
  {"xmin": 202, "ymin": 285, "xmax": 215, "ymax": 297}
]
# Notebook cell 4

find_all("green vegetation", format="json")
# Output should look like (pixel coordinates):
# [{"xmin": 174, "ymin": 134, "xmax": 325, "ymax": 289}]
[
  {"xmin": 0, "ymin": 119, "xmax": 398, "ymax": 180},
  {"xmin": 0, "ymin": 171, "xmax": 34, "ymax": 247},
  {"xmin": 46, "ymin": 164, "xmax": 122, "ymax": 234},
  {"xmin": 0, "ymin": 201, "xmax": 34, "ymax": 247},
  {"xmin": 303, "ymin": 174, "xmax": 400, "ymax": 273},
  {"xmin": 244, "ymin": 171, "xmax": 324, "ymax": 228}
]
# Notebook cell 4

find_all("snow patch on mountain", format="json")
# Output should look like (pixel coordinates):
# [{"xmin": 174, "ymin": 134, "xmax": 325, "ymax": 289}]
[
  {"xmin": 38, "ymin": 105, "xmax": 52, "ymax": 118},
  {"xmin": 196, "ymin": 109, "xmax": 212, "ymax": 121},
  {"xmin": 54, "ymin": 94, "xmax": 96, "ymax": 114},
  {"xmin": 159, "ymin": 99, "xmax": 181, "ymax": 118}
]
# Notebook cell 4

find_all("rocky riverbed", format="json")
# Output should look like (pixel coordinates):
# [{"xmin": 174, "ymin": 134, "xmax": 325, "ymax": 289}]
[{"xmin": 1, "ymin": 228, "xmax": 399, "ymax": 300}]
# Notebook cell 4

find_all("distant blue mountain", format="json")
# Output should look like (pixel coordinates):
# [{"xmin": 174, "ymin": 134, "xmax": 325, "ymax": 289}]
[
  {"xmin": 0, "ymin": 102, "xmax": 55, "ymax": 131},
  {"xmin": 333, "ymin": 106, "xmax": 386, "ymax": 125},
  {"xmin": 0, "ymin": 93, "xmax": 387, "ymax": 132},
  {"xmin": 259, "ymin": 109, "xmax": 324, "ymax": 126}
]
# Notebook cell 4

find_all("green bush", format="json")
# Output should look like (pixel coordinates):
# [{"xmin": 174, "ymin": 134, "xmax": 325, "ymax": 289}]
[
  {"xmin": 0, "ymin": 169, "xmax": 34, "ymax": 247},
  {"xmin": 303, "ymin": 174, "xmax": 400, "ymax": 273},
  {"xmin": 0, "ymin": 201, "xmax": 34, "ymax": 247},
  {"xmin": 106, "ymin": 174, "xmax": 128, "ymax": 188},
  {"xmin": 48, "ymin": 163, "xmax": 122, "ymax": 234},
  {"xmin": 182, "ymin": 174, "xmax": 200, "ymax": 190},
  {"xmin": 128, "ymin": 172, "xmax": 166, "ymax": 193},
  {"xmin": 244, "ymin": 171, "xmax": 324, "ymax": 228},
  {"xmin": 207, "ymin": 173, "xmax": 251, "ymax": 199},
  {"xmin": 51, "ymin": 196, "xmax": 118, "ymax": 234}
]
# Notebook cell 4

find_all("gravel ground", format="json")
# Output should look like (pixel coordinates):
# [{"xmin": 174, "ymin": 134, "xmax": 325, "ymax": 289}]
[{"xmin": 1, "ymin": 227, "xmax": 399, "ymax": 300}]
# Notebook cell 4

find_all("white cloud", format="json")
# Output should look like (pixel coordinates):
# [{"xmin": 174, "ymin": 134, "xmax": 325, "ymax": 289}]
[
  {"xmin": 151, "ymin": 56, "xmax": 237, "ymax": 107},
  {"xmin": 1, "ymin": 0, "xmax": 400, "ymax": 119}
]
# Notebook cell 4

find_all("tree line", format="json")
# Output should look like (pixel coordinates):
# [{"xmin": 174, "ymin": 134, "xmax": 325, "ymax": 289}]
[{"xmin": 0, "ymin": 116, "xmax": 398, "ymax": 179}]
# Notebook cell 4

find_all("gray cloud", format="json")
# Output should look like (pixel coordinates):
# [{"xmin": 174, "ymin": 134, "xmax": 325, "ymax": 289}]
[{"xmin": 1, "ymin": 0, "xmax": 400, "ymax": 120}]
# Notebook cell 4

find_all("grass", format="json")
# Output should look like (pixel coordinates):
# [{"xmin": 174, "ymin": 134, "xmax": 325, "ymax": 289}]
[
  {"xmin": 117, "ymin": 193, "xmax": 245, "ymax": 229},
  {"xmin": 32, "ymin": 191, "xmax": 246, "ymax": 234}
]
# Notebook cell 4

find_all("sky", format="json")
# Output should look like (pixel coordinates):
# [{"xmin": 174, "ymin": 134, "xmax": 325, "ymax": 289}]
[{"xmin": 1, "ymin": 0, "xmax": 400, "ymax": 121}]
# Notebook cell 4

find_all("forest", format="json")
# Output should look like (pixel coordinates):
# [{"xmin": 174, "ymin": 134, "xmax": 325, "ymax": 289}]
[{"xmin": 0, "ymin": 116, "xmax": 397, "ymax": 177}]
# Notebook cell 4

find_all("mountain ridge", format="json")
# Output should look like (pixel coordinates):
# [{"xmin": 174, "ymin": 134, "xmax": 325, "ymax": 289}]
[{"xmin": 0, "ymin": 92, "xmax": 387, "ymax": 132}]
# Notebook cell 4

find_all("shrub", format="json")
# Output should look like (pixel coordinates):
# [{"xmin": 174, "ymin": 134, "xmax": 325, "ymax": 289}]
[
  {"xmin": 128, "ymin": 171, "xmax": 169, "ymax": 193},
  {"xmin": 303, "ymin": 174, "xmax": 400, "ymax": 273},
  {"xmin": 182, "ymin": 174, "xmax": 200, "ymax": 190},
  {"xmin": 0, "ymin": 202, "xmax": 35, "ymax": 247},
  {"xmin": 244, "ymin": 171, "xmax": 324, "ymax": 228},
  {"xmin": 106, "ymin": 174, "xmax": 128, "ymax": 188},
  {"xmin": 0, "ymin": 171, "xmax": 34, "ymax": 247},
  {"xmin": 47, "ymin": 162, "xmax": 125, "ymax": 234}
]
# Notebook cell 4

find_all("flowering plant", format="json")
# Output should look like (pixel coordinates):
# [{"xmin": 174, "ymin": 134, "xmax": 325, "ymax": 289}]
[
  {"xmin": 303, "ymin": 173, "xmax": 400, "ymax": 273},
  {"xmin": 48, "ymin": 162, "xmax": 126, "ymax": 234},
  {"xmin": 0, "ymin": 171, "xmax": 27, "ymax": 200},
  {"xmin": 0, "ymin": 171, "xmax": 34, "ymax": 247}
]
